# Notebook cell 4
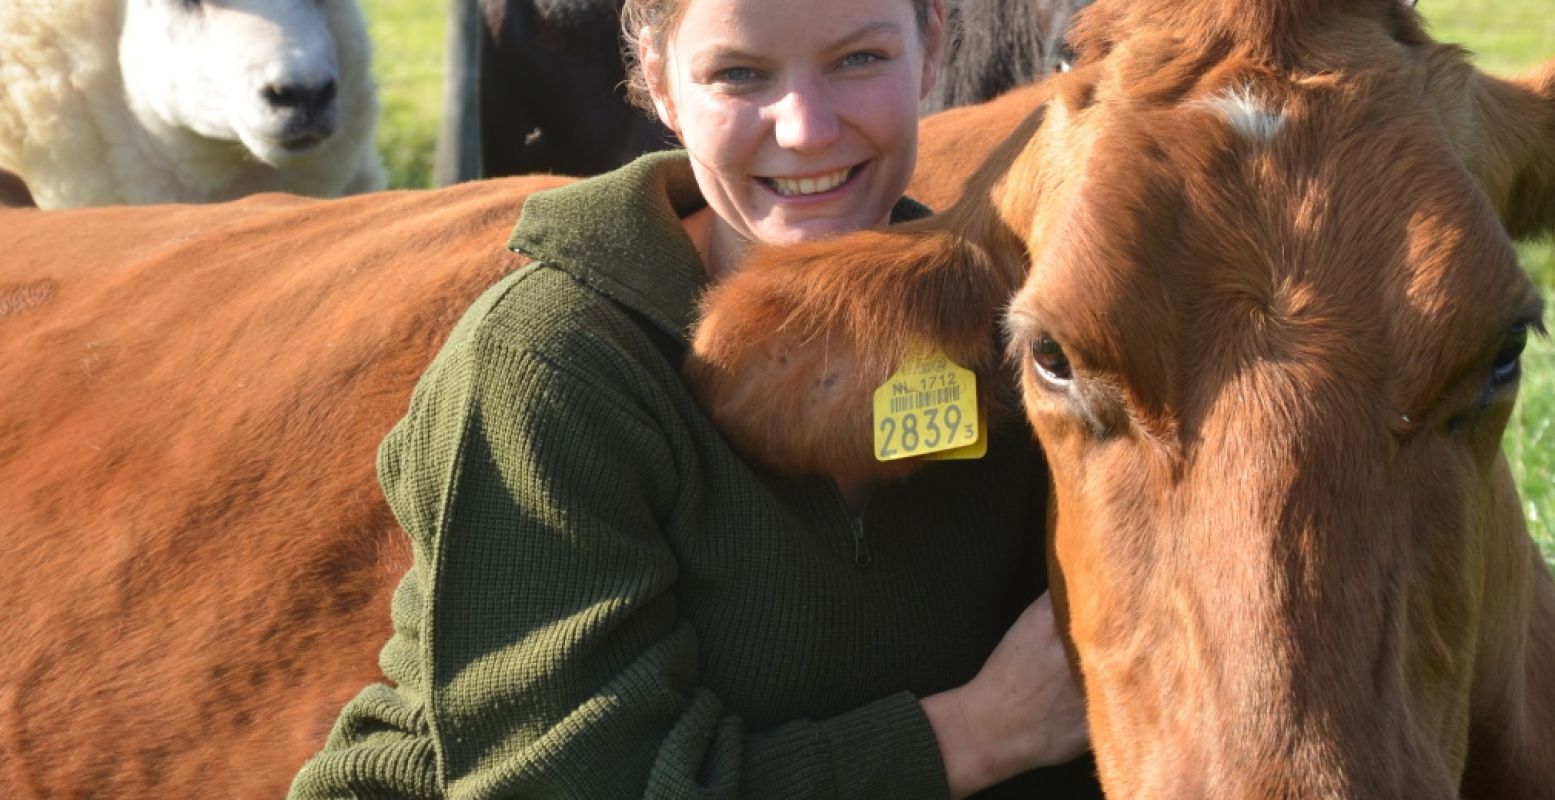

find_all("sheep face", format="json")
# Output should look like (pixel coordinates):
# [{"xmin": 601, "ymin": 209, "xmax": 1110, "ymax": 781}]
[{"xmin": 117, "ymin": 0, "xmax": 347, "ymax": 167}]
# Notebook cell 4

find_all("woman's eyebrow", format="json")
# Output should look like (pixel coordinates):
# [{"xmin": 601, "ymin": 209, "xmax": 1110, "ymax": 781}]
[
  {"xmin": 827, "ymin": 20, "xmax": 906, "ymax": 50},
  {"xmin": 687, "ymin": 21, "xmax": 907, "ymax": 73}
]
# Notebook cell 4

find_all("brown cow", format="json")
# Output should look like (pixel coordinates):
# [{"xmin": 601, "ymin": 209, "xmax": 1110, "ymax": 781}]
[
  {"xmin": 0, "ymin": 178, "xmax": 570, "ymax": 798},
  {"xmin": 687, "ymin": 0, "xmax": 1555, "ymax": 797}
]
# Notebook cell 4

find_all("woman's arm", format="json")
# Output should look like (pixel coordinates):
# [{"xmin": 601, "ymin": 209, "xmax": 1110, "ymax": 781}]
[
  {"xmin": 289, "ymin": 296, "xmax": 954, "ymax": 799},
  {"xmin": 923, "ymin": 594, "xmax": 1091, "ymax": 798}
]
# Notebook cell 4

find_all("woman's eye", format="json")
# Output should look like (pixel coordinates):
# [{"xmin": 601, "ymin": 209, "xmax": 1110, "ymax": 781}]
[
  {"xmin": 1031, "ymin": 335, "xmax": 1073, "ymax": 384},
  {"xmin": 1490, "ymin": 323, "xmax": 1529, "ymax": 388},
  {"xmin": 712, "ymin": 67, "xmax": 761, "ymax": 84},
  {"xmin": 840, "ymin": 51, "xmax": 885, "ymax": 68}
]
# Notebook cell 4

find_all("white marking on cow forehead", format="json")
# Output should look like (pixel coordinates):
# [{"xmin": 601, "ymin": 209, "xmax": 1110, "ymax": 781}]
[{"xmin": 1197, "ymin": 85, "xmax": 1286, "ymax": 142}]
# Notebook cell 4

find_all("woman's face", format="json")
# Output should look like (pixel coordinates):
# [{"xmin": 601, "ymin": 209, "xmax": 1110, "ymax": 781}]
[{"xmin": 645, "ymin": 0, "xmax": 943, "ymax": 252}]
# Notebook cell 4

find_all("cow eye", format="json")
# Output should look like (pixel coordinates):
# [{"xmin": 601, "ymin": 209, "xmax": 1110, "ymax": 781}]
[
  {"xmin": 1489, "ymin": 323, "xmax": 1529, "ymax": 389},
  {"xmin": 1031, "ymin": 334, "xmax": 1073, "ymax": 384},
  {"xmin": 1056, "ymin": 44, "xmax": 1077, "ymax": 73}
]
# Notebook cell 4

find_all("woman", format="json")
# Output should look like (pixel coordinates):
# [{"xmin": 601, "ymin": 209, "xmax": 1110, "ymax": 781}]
[{"xmin": 289, "ymin": 0, "xmax": 1095, "ymax": 796}]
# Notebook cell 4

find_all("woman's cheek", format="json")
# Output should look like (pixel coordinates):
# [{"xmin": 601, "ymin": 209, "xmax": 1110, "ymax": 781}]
[{"xmin": 680, "ymin": 95, "xmax": 767, "ymax": 168}]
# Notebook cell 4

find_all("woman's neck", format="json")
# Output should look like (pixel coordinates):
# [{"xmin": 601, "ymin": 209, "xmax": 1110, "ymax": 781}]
[{"xmin": 682, "ymin": 206, "xmax": 748, "ymax": 282}]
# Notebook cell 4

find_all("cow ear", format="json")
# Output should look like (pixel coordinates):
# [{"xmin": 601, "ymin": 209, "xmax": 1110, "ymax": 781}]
[
  {"xmin": 917, "ymin": 0, "xmax": 948, "ymax": 101},
  {"xmin": 1458, "ymin": 60, "xmax": 1555, "ymax": 240},
  {"xmin": 684, "ymin": 221, "xmax": 1026, "ymax": 479}
]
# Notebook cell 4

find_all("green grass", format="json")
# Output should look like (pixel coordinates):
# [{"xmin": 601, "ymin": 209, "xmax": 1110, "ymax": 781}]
[
  {"xmin": 360, "ymin": 0, "xmax": 443, "ymax": 189},
  {"xmin": 1421, "ymin": 0, "xmax": 1555, "ymax": 75},
  {"xmin": 1505, "ymin": 338, "xmax": 1555, "ymax": 567},
  {"xmin": 356, "ymin": 1, "xmax": 1554, "ymax": 564}
]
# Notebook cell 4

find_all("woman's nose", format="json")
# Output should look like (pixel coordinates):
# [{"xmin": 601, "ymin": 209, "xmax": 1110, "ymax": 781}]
[{"xmin": 772, "ymin": 83, "xmax": 842, "ymax": 152}]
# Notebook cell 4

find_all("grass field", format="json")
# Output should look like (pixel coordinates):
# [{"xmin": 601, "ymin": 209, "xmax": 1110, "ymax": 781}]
[
  {"xmin": 361, "ymin": 0, "xmax": 444, "ymax": 189},
  {"xmin": 355, "ymin": 1, "xmax": 1553, "ymax": 565}
]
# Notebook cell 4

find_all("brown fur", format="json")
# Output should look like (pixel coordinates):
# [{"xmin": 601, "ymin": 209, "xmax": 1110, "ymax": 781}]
[
  {"xmin": 0, "ymin": 175, "xmax": 569, "ymax": 798},
  {"xmin": 687, "ymin": 0, "xmax": 1555, "ymax": 796}
]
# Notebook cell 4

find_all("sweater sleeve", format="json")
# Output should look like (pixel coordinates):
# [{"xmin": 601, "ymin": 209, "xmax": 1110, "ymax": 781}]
[{"xmin": 288, "ymin": 317, "xmax": 951, "ymax": 799}]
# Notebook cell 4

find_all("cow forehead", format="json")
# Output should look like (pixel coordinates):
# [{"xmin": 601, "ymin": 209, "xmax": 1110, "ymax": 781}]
[{"xmin": 1015, "ymin": 51, "xmax": 1534, "ymax": 425}]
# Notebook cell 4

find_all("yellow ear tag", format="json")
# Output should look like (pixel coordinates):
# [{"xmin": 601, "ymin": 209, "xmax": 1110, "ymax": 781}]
[{"xmin": 871, "ymin": 345, "xmax": 984, "ymax": 461}]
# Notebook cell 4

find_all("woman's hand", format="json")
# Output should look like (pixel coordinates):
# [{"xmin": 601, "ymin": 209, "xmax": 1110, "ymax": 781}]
[{"xmin": 921, "ymin": 592, "xmax": 1090, "ymax": 798}]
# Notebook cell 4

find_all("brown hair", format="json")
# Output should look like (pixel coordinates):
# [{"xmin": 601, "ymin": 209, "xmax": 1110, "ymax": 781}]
[{"xmin": 620, "ymin": 0, "xmax": 938, "ymax": 116}]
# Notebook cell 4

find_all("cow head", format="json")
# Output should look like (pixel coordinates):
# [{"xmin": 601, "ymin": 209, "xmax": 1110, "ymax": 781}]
[
  {"xmin": 1002, "ymin": 1, "xmax": 1551, "ymax": 794},
  {"xmin": 688, "ymin": 0, "xmax": 1555, "ymax": 795},
  {"xmin": 117, "ymin": 0, "xmax": 370, "ymax": 166}
]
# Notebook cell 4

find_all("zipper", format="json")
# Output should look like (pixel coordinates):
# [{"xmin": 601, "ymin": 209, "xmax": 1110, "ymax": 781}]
[
  {"xmin": 850, "ymin": 517, "xmax": 873, "ymax": 569},
  {"xmin": 825, "ymin": 479, "xmax": 874, "ymax": 570}
]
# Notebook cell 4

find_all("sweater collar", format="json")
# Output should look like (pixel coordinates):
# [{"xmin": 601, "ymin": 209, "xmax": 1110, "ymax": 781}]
[
  {"xmin": 506, "ymin": 149, "xmax": 933, "ymax": 345},
  {"xmin": 506, "ymin": 150, "xmax": 708, "ymax": 344}
]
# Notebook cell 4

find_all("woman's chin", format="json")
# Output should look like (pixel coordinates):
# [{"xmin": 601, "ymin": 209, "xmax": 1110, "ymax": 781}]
[{"xmin": 755, "ymin": 214, "xmax": 874, "ymax": 246}]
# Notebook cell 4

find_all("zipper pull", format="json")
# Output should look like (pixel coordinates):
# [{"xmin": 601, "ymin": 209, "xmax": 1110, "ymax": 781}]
[{"xmin": 851, "ymin": 518, "xmax": 872, "ymax": 569}]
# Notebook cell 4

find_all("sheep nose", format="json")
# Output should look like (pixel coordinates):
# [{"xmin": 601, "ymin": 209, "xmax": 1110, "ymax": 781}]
[
  {"xmin": 262, "ymin": 79, "xmax": 338, "ymax": 148},
  {"xmin": 263, "ymin": 79, "xmax": 337, "ymax": 115}
]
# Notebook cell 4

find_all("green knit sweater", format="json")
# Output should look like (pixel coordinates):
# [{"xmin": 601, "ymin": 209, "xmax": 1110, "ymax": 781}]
[{"xmin": 289, "ymin": 152, "xmax": 1094, "ymax": 799}]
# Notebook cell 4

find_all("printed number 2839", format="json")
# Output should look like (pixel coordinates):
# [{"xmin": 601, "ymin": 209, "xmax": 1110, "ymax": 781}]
[{"xmin": 877, "ymin": 405, "xmax": 966, "ymax": 458}]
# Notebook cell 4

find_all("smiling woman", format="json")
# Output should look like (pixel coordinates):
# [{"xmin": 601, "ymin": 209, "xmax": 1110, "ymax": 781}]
[
  {"xmin": 288, "ymin": 0, "xmax": 1103, "ymax": 797},
  {"xmin": 630, "ymin": 0, "xmax": 940, "ymax": 275}
]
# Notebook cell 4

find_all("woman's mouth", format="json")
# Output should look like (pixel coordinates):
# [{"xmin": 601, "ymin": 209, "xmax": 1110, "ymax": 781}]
[{"xmin": 762, "ymin": 165, "xmax": 861, "ymax": 197}]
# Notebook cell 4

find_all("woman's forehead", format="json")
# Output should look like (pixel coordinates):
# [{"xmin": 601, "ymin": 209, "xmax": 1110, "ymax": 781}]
[{"xmin": 668, "ymin": 0, "xmax": 921, "ymax": 47}]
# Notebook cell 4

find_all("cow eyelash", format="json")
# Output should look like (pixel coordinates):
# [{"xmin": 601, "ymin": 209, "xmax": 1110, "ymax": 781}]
[
  {"xmin": 1446, "ymin": 317, "xmax": 1543, "ymax": 432},
  {"xmin": 1489, "ymin": 313, "xmax": 1546, "ymax": 391},
  {"xmin": 1488, "ymin": 322, "xmax": 1530, "ymax": 389}
]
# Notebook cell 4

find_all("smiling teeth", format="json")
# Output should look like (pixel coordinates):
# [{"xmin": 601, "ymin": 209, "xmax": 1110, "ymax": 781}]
[{"xmin": 771, "ymin": 168, "xmax": 850, "ymax": 196}]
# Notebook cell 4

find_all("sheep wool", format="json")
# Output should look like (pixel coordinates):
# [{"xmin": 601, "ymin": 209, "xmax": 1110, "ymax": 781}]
[{"xmin": 0, "ymin": 0, "xmax": 386, "ymax": 208}]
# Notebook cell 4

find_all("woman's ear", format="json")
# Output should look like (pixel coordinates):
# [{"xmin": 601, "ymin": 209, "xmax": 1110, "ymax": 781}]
[
  {"xmin": 919, "ymin": 0, "xmax": 948, "ymax": 101},
  {"xmin": 640, "ymin": 30, "xmax": 680, "ymax": 133}
]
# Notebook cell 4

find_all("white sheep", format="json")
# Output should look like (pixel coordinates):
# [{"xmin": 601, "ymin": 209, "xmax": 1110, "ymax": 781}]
[{"xmin": 0, "ymin": 0, "xmax": 386, "ymax": 208}]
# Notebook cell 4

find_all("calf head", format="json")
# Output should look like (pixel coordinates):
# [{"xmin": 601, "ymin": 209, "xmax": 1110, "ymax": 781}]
[{"xmin": 688, "ymin": 0, "xmax": 1555, "ymax": 796}]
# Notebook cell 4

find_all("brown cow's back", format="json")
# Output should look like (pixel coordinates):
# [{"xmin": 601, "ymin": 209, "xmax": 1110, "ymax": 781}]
[
  {"xmin": 912, "ymin": 81, "xmax": 1053, "ymax": 210},
  {"xmin": 0, "ymin": 176, "xmax": 568, "ymax": 798}
]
